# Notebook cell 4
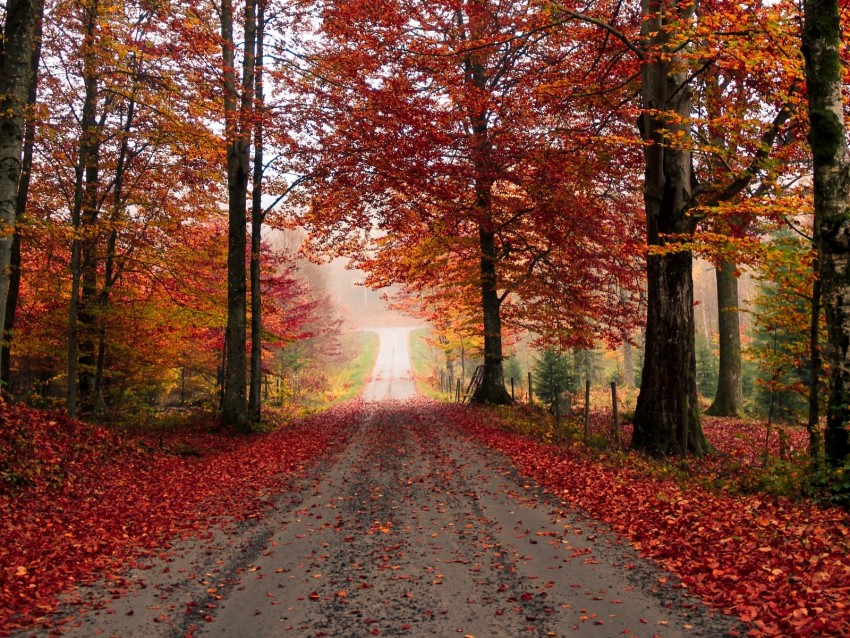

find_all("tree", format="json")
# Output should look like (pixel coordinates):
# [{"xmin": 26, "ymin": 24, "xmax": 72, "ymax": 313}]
[
  {"xmin": 1, "ymin": 0, "xmax": 43, "ymax": 388},
  {"xmin": 749, "ymin": 230, "xmax": 817, "ymax": 425},
  {"xmin": 533, "ymin": 348, "xmax": 575, "ymax": 410},
  {"xmin": 545, "ymin": 0, "xmax": 799, "ymax": 456},
  {"xmin": 0, "ymin": 0, "xmax": 38, "ymax": 358},
  {"xmin": 802, "ymin": 0, "xmax": 850, "ymax": 466},
  {"xmin": 294, "ymin": 0, "xmax": 643, "ymax": 405},
  {"xmin": 220, "ymin": 0, "xmax": 256, "ymax": 431}
]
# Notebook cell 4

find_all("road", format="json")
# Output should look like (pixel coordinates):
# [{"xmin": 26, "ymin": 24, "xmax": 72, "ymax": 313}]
[{"xmin": 25, "ymin": 328, "xmax": 740, "ymax": 637}]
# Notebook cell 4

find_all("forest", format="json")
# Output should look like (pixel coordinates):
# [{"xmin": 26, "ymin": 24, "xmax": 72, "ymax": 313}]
[
  {"xmin": 1, "ymin": 0, "xmax": 848, "ymax": 457},
  {"xmin": 2, "ymin": 0, "xmax": 850, "ymax": 634}
]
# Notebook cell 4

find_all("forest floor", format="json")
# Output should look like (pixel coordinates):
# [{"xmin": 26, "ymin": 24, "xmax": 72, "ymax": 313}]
[{"xmin": 0, "ymin": 330, "xmax": 848, "ymax": 637}]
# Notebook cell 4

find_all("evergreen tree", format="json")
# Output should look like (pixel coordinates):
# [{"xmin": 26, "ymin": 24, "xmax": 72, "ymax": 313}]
[{"xmin": 533, "ymin": 349, "xmax": 575, "ymax": 409}]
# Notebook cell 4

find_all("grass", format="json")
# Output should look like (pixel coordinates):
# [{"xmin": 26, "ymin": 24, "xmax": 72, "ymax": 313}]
[
  {"xmin": 408, "ymin": 327, "xmax": 457, "ymax": 401},
  {"xmin": 300, "ymin": 329, "xmax": 381, "ymax": 410}
]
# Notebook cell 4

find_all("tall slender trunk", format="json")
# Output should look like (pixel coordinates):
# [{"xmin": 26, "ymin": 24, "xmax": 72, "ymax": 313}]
[
  {"xmin": 808, "ymin": 223, "xmax": 823, "ymax": 460},
  {"xmin": 0, "ymin": 0, "xmax": 37, "ymax": 343},
  {"xmin": 632, "ymin": 0, "xmax": 708, "ymax": 456},
  {"xmin": 1, "ymin": 0, "xmax": 42, "ymax": 389},
  {"xmin": 78, "ymin": 117, "xmax": 101, "ymax": 414},
  {"xmin": 802, "ymin": 0, "xmax": 850, "ymax": 466},
  {"xmin": 67, "ymin": 0, "xmax": 99, "ymax": 416},
  {"xmin": 221, "ymin": 0, "xmax": 256, "ymax": 432},
  {"xmin": 707, "ymin": 260, "xmax": 743, "ymax": 416},
  {"xmin": 249, "ymin": 1, "xmax": 265, "ymax": 422},
  {"xmin": 93, "ymin": 78, "xmax": 138, "ymax": 415}
]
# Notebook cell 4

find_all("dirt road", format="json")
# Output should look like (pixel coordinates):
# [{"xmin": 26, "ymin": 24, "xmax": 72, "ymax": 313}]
[{"xmin": 25, "ymin": 329, "xmax": 740, "ymax": 637}]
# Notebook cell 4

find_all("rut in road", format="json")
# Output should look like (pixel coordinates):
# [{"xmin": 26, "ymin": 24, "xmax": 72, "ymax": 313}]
[{"xmin": 198, "ymin": 400, "xmax": 737, "ymax": 638}]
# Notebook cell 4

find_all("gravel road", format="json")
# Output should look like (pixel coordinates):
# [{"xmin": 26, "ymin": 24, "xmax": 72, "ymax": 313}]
[{"xmin": 23, "ymin": 328, "xmax": 742, "ymax": 638}]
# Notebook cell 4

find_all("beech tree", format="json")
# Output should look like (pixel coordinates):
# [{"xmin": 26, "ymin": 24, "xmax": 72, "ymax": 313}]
[
  {"xmin": 802, "ymin": 0, "xmax": 850, "ymax": 465},
  {"xmin": 220, "ymin": 0, "xmax": 256, "ymax": 430},
  {"xmin": 293, "ymin": 0, "xmax": 642, "ymax": 404},
  {"xmin": 0, "ymin": 0, "xmax": 38, "ymax": 360}
]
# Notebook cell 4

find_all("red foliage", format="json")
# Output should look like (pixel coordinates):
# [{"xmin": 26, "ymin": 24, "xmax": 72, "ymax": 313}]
[
  {"xmin": 0, "ymin": 399, "xmax": 353, "ymax": 634},
  {"xmin": 449, "ymin": 404, "xmax": 850, "ymax": 638}
]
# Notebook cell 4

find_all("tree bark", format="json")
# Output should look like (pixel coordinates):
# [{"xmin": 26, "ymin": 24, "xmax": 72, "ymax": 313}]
[
  {"xmin": 248, "ymin": 0, "xmax": 265, "ymax": 423},
  {"xmin": 472, "ymin": 223, "xmax": 512, "ymax": 404},
  {"xmin": 0, "ymin": 0, "xmax": 37, "ymax": 350},
  {"xmin": 803, "ymin": 0, "xmax": 850, "ymax": 465},
  {"xmin": 1, "ymin": 0, "xmax": 41, "ymax": 389},
  {"xmin": 706, "ymin": 260, "xmax": 743, "ymax": 416},
  {"xmin": 632, "ymin": 0, "xmax": 709, "ymax": 456},
  {"xmin": 67, "ymin": 0, "xmax": 100, "ymax": 416},
  {"xmin": 463, "ymin": 15, "xmax": 510, "ymax": 406},
  {"xmin": 220, "ymin": 0, "xmax": 255, "ymax": 432},
  {"xmin": 808, "ymin": 225, "xmax": 823, "ymax": 460}
]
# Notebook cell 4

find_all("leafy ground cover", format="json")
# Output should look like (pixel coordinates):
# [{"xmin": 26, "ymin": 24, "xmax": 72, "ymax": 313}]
[
  {"xmin": 0, "ymin": 398, "xmax": 356, "ymax": 634},
  {"xmin": 447, "ymin": 403, "xmax": 850, "ymax": 637}
]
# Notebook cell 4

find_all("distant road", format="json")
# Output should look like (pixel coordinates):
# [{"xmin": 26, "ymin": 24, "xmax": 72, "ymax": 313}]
[{"xmin": 361, "ymin": 327, "xmax": 417, "ymax": 401}]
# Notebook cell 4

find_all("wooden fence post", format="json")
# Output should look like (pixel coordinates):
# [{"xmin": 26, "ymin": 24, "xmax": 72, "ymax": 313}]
[
  {"xmin": 584, "ymin": 378, "xmax": 591, "ymax": 440},
  {"xmin": 611, "ymin": 381, "xmax": 619, "ymax": 449}
]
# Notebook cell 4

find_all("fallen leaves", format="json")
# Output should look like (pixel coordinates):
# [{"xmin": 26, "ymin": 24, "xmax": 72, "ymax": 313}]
[
  {"xmin": 0, "ymin": 400, "xmax": 357, "ymax": 634},
  {"xmin": 448, "ymin": 404, "xmax": 850, "ymax": 638}
]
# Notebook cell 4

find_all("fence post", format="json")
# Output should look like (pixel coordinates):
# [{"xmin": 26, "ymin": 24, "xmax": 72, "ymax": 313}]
[
  {"xmin": 584, "ymin": 378, "xmax": 591, "ymax": 440},
  {"xmin": 554, "ymin": 384, "xmax": 561, "ymax": 441},
  {"xmin": 611, "ymin": 381, "xmax": 619, "ymax": 449}
]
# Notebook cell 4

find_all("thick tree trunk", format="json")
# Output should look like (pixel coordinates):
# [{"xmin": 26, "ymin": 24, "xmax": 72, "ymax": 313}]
[
  {"xmin": 463, "ymin": 30, "xmax": 510, "ymax": 406},
  {"xmin": 471, "ymin": 223, "xmax": 512, "ymax": 404},
  {"xmin": 220, "ymin": 0, "xmax": 255, "ymax": 432},
  {"xmin": 632, "ymin": 0, "xmax": 708, "ymax": 456},
  {"xmin": 803, "ymin": 0, "xmax": 850, "ymax": 466},
  {"xmin": 248, "ymin": 2, "xmax": 265, "ymax": 423},
  {"xmin": 706, "ymin": 260, "xmax": 743, "ymax": 416},
  {"xmin": 1, "ymin": 0, "xmax": 41, "ymax": 389},
  {"xmin": 0, "ymin": 0, "xmax": 37, "ymax": 344}
]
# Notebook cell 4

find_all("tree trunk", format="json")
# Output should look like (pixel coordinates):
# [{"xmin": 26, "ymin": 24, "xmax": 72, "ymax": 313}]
[
  {"xmin": 463, "ymin": 28, "xmax": 510, "ymax": 406},
  {"xmin": 67, "ymin": 0, "xmax": 99, "ymax": 417},
  {"xmin": 77, "ymin": 118, "xmax": 101, "ymax": 414},
  {"xmin": 632, "ymin": 0, "xmax": 708, "ymax": 456},
  {"xmin": 706, "ymin": 260, "xmax": 743, "ymax": 416},
  {"xmin": 248, "ymin": 1, "xmax": 265, "ymax": 423},
  {"xmin": 1, "ymin": 0, "xmax": 41, "ymax": 389},
  {"xmin": 93, "ymin": 76, "xmax": 138, "ymax": 415},
  {"xmin": 0, "ymin": 0, "xmax": 37, "ymax": 344},
  {"xmin": 807, "ymin": 219, "xmax": 823, "ymax": 460},
  {"xmin": 803, "ymin": 0, "xmax": 850, "ymax": 466},
  {"xmin": 220, "ymin": 0, "xmax": 255, "ymax": 432},
  {"xmin": 471, "ymin": 223, "xmax": 512, "ymax": 404}
]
